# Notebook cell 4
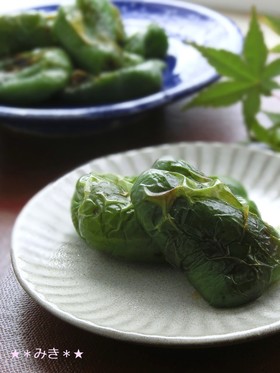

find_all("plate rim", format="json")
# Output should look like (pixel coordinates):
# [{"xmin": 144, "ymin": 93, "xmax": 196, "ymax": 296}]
[
  {"xmin": 0, "ymin": 0, "xmax": 242, "ymax": 122},
  {"xmin": 11, "ymin": 141, "xmax": 280, "ymax": 347}
]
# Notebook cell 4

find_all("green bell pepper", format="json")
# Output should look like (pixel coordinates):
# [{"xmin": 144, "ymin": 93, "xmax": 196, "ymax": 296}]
[
  {"xmin": 53, "ymin": 0, "xmax": 124, "ymax": 75},
  {"xmin": 131, "ymin": 161, "xmax": 280, "ymax": 308},
  {"xmin": 76, "ymin": 0, "xmax": 125, "ymax": 43},
  {"xmin": 71, "ymin": 172, "xmax": 163, "ymax": 262},
  {"xmin": 0, "ymin": 47, "xmax": 72, "ymax": 105},
  {"xmin": 153, "ymin": 159, "xmax": 261, "ymax": 217},
  {"xmin": 62, "ymin": 59, "xmax": 165, "ymax": 104},
  {"xmin": 125, "ymin": 23, "xmax": 168, "ymax": 59},
  {"xmin": 0, "ymin": 11, "xmax": 56, "ymax": 58}
]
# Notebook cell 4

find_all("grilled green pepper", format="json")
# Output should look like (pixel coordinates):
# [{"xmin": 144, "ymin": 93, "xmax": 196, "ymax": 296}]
[
  {"xmin": 62, "ymin": 59, "xmax": 165, "ymax": 104},
  {"xmin": 153, "ymin": 159, "xmax": 261, "ymax": 217},
  {"xmin": 131, "ymin": 161, "xmax": 280, "ymax": 308},
  {"xmin": 125, "ymin": 23, "xmax": 168, "ymax": 59},
  {"xmin": 53, "ymin": 0, "xmax": 124, "ymax": 75},
  {"xmin": 76, "ymin": 0, "xmax": 125, "ymax": 43},
  {"xmin": 0, "ymin": 11, "xmax": 56, "ymax": 58},
  {"xmin": 71, "ymin": 172, "xmax": 163, "ymax": 262},
  {"xmin": 0, "ymin": 0, "xmax": 168, "ymax": 106},
  {"xmin": 0, "ymin": 47, "xmax": 72, "ymax": 105}
]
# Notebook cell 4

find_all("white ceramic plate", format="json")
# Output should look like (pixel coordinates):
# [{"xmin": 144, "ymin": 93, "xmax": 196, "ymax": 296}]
[{"xmin": 11, "ymin": 142, "xmax": 280, "ymax": 346}]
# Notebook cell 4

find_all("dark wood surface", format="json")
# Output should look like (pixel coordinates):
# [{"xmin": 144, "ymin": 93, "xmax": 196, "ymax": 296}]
[{"xmin": 5, "ymin": 102, "xmax": 280, "ymax": 373}]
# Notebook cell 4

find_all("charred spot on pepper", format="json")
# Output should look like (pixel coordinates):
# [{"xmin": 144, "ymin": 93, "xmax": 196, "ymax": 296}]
[
  {"xmin": 130, "ymin": 159, "xmax": 280, "ymax": 308},
  {"xmin": 70, "ymin": 69, "xmax": 91, "ymax": 86}
]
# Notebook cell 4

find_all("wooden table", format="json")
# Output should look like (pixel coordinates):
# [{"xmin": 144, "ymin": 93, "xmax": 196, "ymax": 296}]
[{"xmin": 3, "ymin": 101, "xmax": 280, "ymax": 373}]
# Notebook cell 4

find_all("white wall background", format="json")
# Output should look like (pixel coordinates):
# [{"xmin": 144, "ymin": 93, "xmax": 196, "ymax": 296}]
[{"xmin": 188, "ymin": 0, "xmax": 279, "ymax": 15}]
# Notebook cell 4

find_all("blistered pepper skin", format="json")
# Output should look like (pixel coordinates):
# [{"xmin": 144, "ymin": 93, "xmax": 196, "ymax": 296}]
[
  {"xmin": 53, "ymin": 2, "xmax": 123, "ymax": 75},
  {"xmin": 131, "ymin": 165, "xmax": 280, "ymax": 308},
  {"xmin": 71, "ymin": 172, "xmax": 164, "ymax": 262},
  {"xmin": 152, "ymin": 159, "xmax": 261, "ymax": 217},
  {"xmin": 76, "ymin": 0, "xmax": 125, "ymax": 44},
  {"xmin": 0, "ymin": 47, "xmax": 72, "ymax": 105}
]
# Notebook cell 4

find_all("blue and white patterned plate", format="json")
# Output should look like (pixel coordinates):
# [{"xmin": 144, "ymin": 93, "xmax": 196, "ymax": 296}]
[{"xmin": 0, "ymin": 0, "xmax": 243, "ymax": 135}]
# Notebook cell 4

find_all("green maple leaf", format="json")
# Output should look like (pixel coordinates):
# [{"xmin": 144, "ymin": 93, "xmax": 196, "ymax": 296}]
[
  {"xmin": 244, "ymin": 7, "xmax": 268, "ymax": 76},
  {"xmin": 262, "ymin": 58, "xmax": 280, "ymax": 79},
  {"xmin": 187, "ymin": 44, "xmax": 256, "ymax": 81},
  {"xmin": 186, "ymin": 80, "xmax": 255, "ymax": 108},
  {"xmin": 183, "ymin": 7, "xmax": 280, "ymax": 149},
  {"xmin": 243, "ymin": 88, "xmax": 261, "ymax": 120}
]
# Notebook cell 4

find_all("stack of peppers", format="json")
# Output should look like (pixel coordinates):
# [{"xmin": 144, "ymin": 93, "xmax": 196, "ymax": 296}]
[{"xmin": 0, "ymin": 0, "xmax": 168, "ymax": 106}]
